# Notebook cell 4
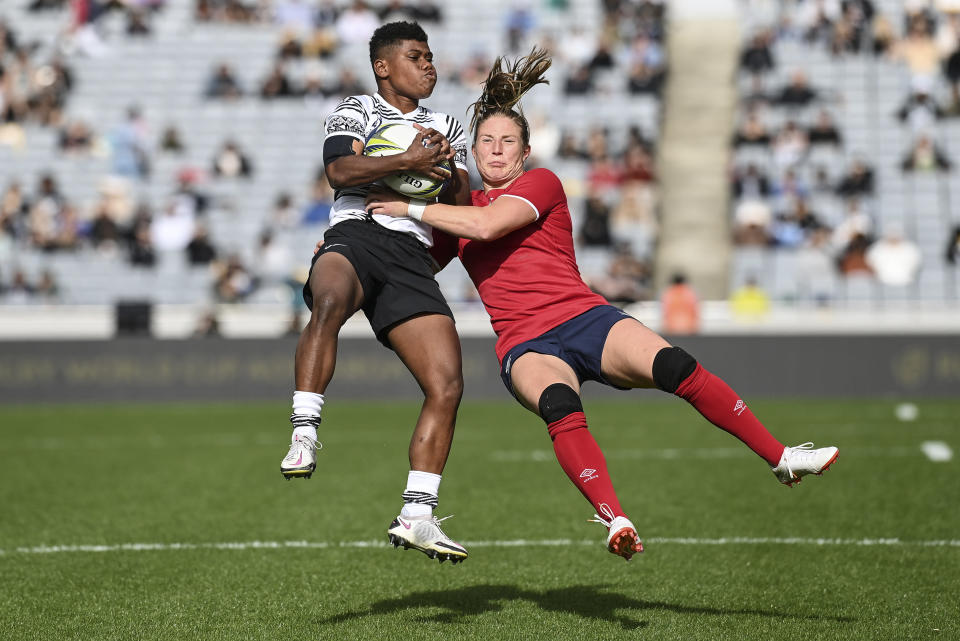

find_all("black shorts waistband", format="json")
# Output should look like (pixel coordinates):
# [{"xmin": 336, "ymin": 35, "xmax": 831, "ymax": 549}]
[{"xmin": 338, "ymin": 216, "xmax": 427, "ymax": 249}]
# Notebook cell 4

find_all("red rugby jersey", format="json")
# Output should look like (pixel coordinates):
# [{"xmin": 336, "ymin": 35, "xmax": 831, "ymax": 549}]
[{"xmin": 432, "ymin": 168, "xmax": 609, "ymax": 364}]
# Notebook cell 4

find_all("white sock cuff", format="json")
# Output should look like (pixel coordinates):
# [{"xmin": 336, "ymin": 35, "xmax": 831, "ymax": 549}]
[
  {"xmin": 406, "ymin": 470, "xmax": 441, "ymax": 496},
  {"xmin": 292, "ymin": 391, "xmax": 324, "ymax": 416}
]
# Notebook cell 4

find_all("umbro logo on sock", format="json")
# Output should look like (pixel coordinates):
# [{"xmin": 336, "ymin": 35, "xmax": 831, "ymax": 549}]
[
  {"xmin": 580, "ymin": 468, "xmax": 599, "ymax": 482},
  {"xmin": 733, "ymin": 400, "xmax": 747, "ymax": 416}
]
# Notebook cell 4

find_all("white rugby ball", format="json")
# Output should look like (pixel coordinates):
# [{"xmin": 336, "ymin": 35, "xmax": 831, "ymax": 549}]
[{"xmin": 364, "ymin": 122, "xmax": 451, "ymax": 199}]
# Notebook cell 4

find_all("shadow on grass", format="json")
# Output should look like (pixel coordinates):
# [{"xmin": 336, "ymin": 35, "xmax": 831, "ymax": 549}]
[{"xmin": 318, "ymin": 583, "xmax": 854, "ymax": 630}]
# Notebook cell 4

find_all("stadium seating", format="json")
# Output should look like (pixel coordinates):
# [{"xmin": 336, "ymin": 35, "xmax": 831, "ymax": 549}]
[{"xmin": 0, "ymin": 0, "xmax": 665, "ymax": 308}]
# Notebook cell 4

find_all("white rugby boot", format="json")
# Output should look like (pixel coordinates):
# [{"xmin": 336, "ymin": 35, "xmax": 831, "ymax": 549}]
[
  {"xmin": 771, "ymin": 442, "xmax": 839, "ymax": 487},
  {"xmin": 280, "ymin": 434, "xmax": 319, "ymax": 480},
  {"xmin": 590, "ymin": 514, "xmax": 644, "ymax": 560},
  {"xmin": 387, "ymin": 515, "xmax": 468, "ymax": 564}
]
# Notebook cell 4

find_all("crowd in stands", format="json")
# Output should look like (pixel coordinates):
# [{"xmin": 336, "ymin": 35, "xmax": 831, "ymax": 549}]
[
  {"xmin": 729, "ymin": 0, "xmax": 960, "ymax": 302},
  {"xmin": 1, "ymin": 0, "xmax": 668, "ymax": 310}
]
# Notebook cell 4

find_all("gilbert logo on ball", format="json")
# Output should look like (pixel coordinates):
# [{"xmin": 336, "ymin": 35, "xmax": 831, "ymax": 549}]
[{"xmin": 364, "ymin": 122, "xmax": 451, "ymax": 199}]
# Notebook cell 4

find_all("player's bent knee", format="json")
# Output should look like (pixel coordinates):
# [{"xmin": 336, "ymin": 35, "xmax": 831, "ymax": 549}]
[
  {"xmin": 652, "ymin": 346, "xmax": 698, "ymax": 393},
  {"xmin": 538, "ymin": 383, "xmax": 583, "ymax": 424}
]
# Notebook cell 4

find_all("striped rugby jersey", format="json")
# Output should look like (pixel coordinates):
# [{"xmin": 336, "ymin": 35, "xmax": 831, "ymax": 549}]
[{"xmin": 324, "ymin": 93, "xmax": 468, "ymax": 247}]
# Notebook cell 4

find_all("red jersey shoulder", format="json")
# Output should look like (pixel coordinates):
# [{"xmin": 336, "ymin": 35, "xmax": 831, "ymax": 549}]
[{"xmin": 505, "ymin": 168, "xmax": 565, "ymax": 216}]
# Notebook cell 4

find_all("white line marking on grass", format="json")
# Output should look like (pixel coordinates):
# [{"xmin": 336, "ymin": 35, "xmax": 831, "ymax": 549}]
[
  {"xmin": 4, "ymin": 537, "xmax": 959, "ymax": 556},
  {"xmin": 491, "ymin": 445, "xmax": 930, "ymax": 463},
  {"xmin": 921, "ymin": 441, "xmax": 954, "ymax": 462}
]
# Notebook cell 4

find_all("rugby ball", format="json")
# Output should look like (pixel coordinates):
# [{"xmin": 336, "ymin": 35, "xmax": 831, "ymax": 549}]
[{"xmin": 364, "ymin": 122, "xmax": 451, "ymax": 199}]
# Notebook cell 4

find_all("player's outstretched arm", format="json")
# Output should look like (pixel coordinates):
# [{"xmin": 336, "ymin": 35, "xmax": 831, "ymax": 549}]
[{"xmin": 366, "ymin": 187, "xmax": 537, "ymax": 241}]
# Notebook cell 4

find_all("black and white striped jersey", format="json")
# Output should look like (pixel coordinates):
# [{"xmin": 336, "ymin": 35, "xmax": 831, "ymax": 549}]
[{"xmin": 324, "ymin": 93, "xmax": 468, "ymax": 247}]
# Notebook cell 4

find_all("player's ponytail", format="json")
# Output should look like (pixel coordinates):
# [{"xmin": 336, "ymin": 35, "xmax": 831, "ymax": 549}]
[{"xmin": 468, "ymin": 46, "xmax": 551, "ymax": 146}]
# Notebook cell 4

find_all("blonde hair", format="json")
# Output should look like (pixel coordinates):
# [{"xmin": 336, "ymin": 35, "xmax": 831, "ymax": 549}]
[{"xmin": 468, "ymin": 47, "xmax": 552, "ymax": 145}]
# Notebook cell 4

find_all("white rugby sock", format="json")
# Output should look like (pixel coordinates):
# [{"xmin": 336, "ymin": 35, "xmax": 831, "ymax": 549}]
[
  {"xmin": 400, "ymin": 470, "xmax": 441, "ymax": 518},
  {"xmin": 291, "ymin": 391, "xmax": 324, "ymax": 441}
]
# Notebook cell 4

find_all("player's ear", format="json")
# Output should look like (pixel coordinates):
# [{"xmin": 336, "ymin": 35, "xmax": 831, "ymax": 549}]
[
  {"xmin": 373, "ymin": 57, "xmax": 389, "ymax": 80},
  {"xmin": 522, "ymin": 145, "xmax": 532, "ymax": 163}
]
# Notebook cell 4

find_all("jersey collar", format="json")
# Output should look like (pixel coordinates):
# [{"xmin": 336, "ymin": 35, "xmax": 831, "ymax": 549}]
[{"xmin": 374, "ymin": 92, "xmax": 424, "ymax": 117}]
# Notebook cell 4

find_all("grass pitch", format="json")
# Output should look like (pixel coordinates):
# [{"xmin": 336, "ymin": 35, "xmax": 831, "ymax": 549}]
[{"xmin": 1, "ymin": 398, "xmax": 958, "ymax": 640}]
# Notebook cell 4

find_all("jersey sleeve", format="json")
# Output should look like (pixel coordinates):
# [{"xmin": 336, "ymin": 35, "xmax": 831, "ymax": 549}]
[
  {"xmin": 501, "ymin": 168, "xmax": 565, "ymax": 220},
  {"xmin": 442, "ymin": 114, "xmax": 469, "ymax": 172},
  {"xmin": 324, "ymin": 96, "xmax": 368, "ymax": 142}
]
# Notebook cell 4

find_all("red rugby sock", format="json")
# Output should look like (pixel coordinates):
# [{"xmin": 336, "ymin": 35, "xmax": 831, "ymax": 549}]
[
  {"xmin": 675, "ymin": 364, "xmax": 785, "ymax": 465},
  {"xmin": 548, "ymin": 412, "xmax": 625, "ymax": 522}
]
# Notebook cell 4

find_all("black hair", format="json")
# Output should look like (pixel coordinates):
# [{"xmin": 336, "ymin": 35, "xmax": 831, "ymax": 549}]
[
  {"xmin": 468, "ymin": 47, "xmax": 551, "ymax": 146},
  {"xmin": 369, "ymin": 21, "xmax": 429, "ymax": 67}
]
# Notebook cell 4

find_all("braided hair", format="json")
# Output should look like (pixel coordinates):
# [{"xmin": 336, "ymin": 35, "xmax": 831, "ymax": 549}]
[{"xmin": 468, "ymin": 47, "xmax": 552, "ymax": 146}]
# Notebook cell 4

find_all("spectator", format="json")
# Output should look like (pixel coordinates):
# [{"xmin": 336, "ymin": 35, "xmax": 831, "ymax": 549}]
[
  {"xmin": 732, "ymin": 163, "xmax": 770, "ymax": 200},
  {"xmin": 186, "ymin": 225, "xmax": 217, "ymax": 265},
  {"xmin": 578, "ymin": 192, "xmax": 613, "ymax": 247},
  {"xmin": 892, "ymin": 15, "xmax": 940, "ymax": 83},
  {"xmin": 946, "ymin": 225, "xmax": 960, "ymax": 265},
  {"xmin": 504, "ymin": 3, "xmax": 536, "ymax": 52},
  {"xmin": 588, "ymin": 242, "xmax": 652, "ymax": 303},
  {"xmin": 557, "ymin": 132, "xmax": 588, "ymax": 160},
  {"xmin": 58, "ymin": 119, "xmax": 95, "ymax": 153},
  {"xmin": 302, "ymin": 172, "xmax": 334, "ymax": 225},
  {"xmin": 774, "ymin": 71, "xmax": 818, "ymax": 107},
  {"xmin": 871, "ymin": 12, "xmax": 896, "ymax": 55},
  {"xmin": 88, "ymin": 203, "xmax": 122, "ymax": 252},
  {"xmin": 772, "ymin": 120, "xmax": 810, "ymax": 168},
  {"xmin": 832, "ymin": 198, "xmax": 874, "ymax": 250},
  {"xmin": 378, "ymin": 0, "xmax": 414, "ymax": 22},
  {"xmin": 865, "ymin": 227, "xmax": 922, "ymax": 286},
  {"xmin": 897, "ymin": 86, "xmax": 945, "ymax": 133},
  {"xmin": 109, "ymin": 105, "xmax": 150, "ymax": 179},
  {"xmin": 274, "ymin": 0, "xmax": 314, "ymax": 35},
  {"xmin": 252, "ymin": 229, "xmax": 294, "ymax": 287},
  {"xmin": 901, "ymin": 136, "xmax": 952, "ymax": 172},
  {"xmin": 173, "ymin": 169, "xmax": 210, "ymax": 216},
  {"xmin": 564, "ymin": 64, "xmax": 594, "ymax": 95},
  {"xmin": 740, "ymin": 31, "xmax": 775, "ymax": 77},
  {"xmin": 129, "ymin": 222, "xmax": 156, "ymax": 267},
  {"xmin": 807, "ymin": 110, "xmax": 842, "ymax": 146},
  {"xmin": 661, "ymin": 273, "xmax": 700, "ymax": 335},
  {"xmin": 260, "ymin": 62, "xmax": 297, "ymax": 99},
  {"xmin": 34, "ymin": 269, "xmax": 60, "ymax": 302},
  {"xmin": 626, "ymin": 59, "xmax": 665, "ymax": 94},
  {"xmin": 330, "ymin": 68, "xmax": 364, "ymax": 97},
  {"xmin": 771, "ymin": 199, "xmax": 817, "ymax": 248},
  {"xmin": 730, "ymin": 276, "xmax": 771, "ymax": 319},
  {"xmin": 410, "ymin": 0, "xmax": 442, "ymax": 22},
  {"xmin": 527, "ymin": 111, "xmax": 561, "ymax": 167},
  {"xmin": 835, "ymin": 160, "xmax": 875, "ymax": 197},
  {"xmin": 126, "ymin": 8, "xmax": 152, "ymax": 36},
  {"xmin": 214, "ymin": 254, "xmax": 255, "ymax": 302},
  {"xmin": 205, "ymin": 63, "xmax": 243, "ymax": 100},
  {"xmin": 212, "ymin": 140, "xmax": 253, "ymax": 178},
  {"xmin": 270, "ymin": 191, "xmax": 299, "ymax": 227},
  {"xmin": 335, "ymin": 1, "xmax": 379, "ymax": 44},
  {"xmin": 193, "ymin": 310, "xmax": 221, "ymax": 337},
  {"xmin": 837, "ymin": 233, "xmax": 873, "ymax": 276},
  {"xmin": 796, "ymin": 227, "xmax": 837, "ymax": 304},
  {"xmin": 151, "ymin": 201, "xmax": 196, "ymax": 252},
  {"xmin": 732, "ymin": 109, "xmax": 772, "ymax": 146},
  {"xmin": 733, "ymin": 199, "xmax": 773, "ymax": 246},
  {"xmin": 159, "ymin": 125, "xmax": 185, "ymax": 153},
  {"xmin": 5, "ymin": 269, "xmax": 34, "ymax": 303}
]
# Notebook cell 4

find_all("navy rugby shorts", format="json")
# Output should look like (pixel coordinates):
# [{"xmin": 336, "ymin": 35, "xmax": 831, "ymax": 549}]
[{"xmin": 499, "ymin": 304, "xmax": 634, "ymax": 397}]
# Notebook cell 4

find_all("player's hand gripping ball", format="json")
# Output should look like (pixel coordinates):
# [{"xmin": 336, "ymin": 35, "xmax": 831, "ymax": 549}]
[{"xmin": 364, "ymin": 122, "xmax": 451, "ymax": 199}]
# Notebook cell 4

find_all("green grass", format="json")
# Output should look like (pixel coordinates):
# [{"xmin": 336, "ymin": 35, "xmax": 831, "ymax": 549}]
[{"xmin": 1, "ymin": 399, "xmax": 958, "ymax": 640}]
